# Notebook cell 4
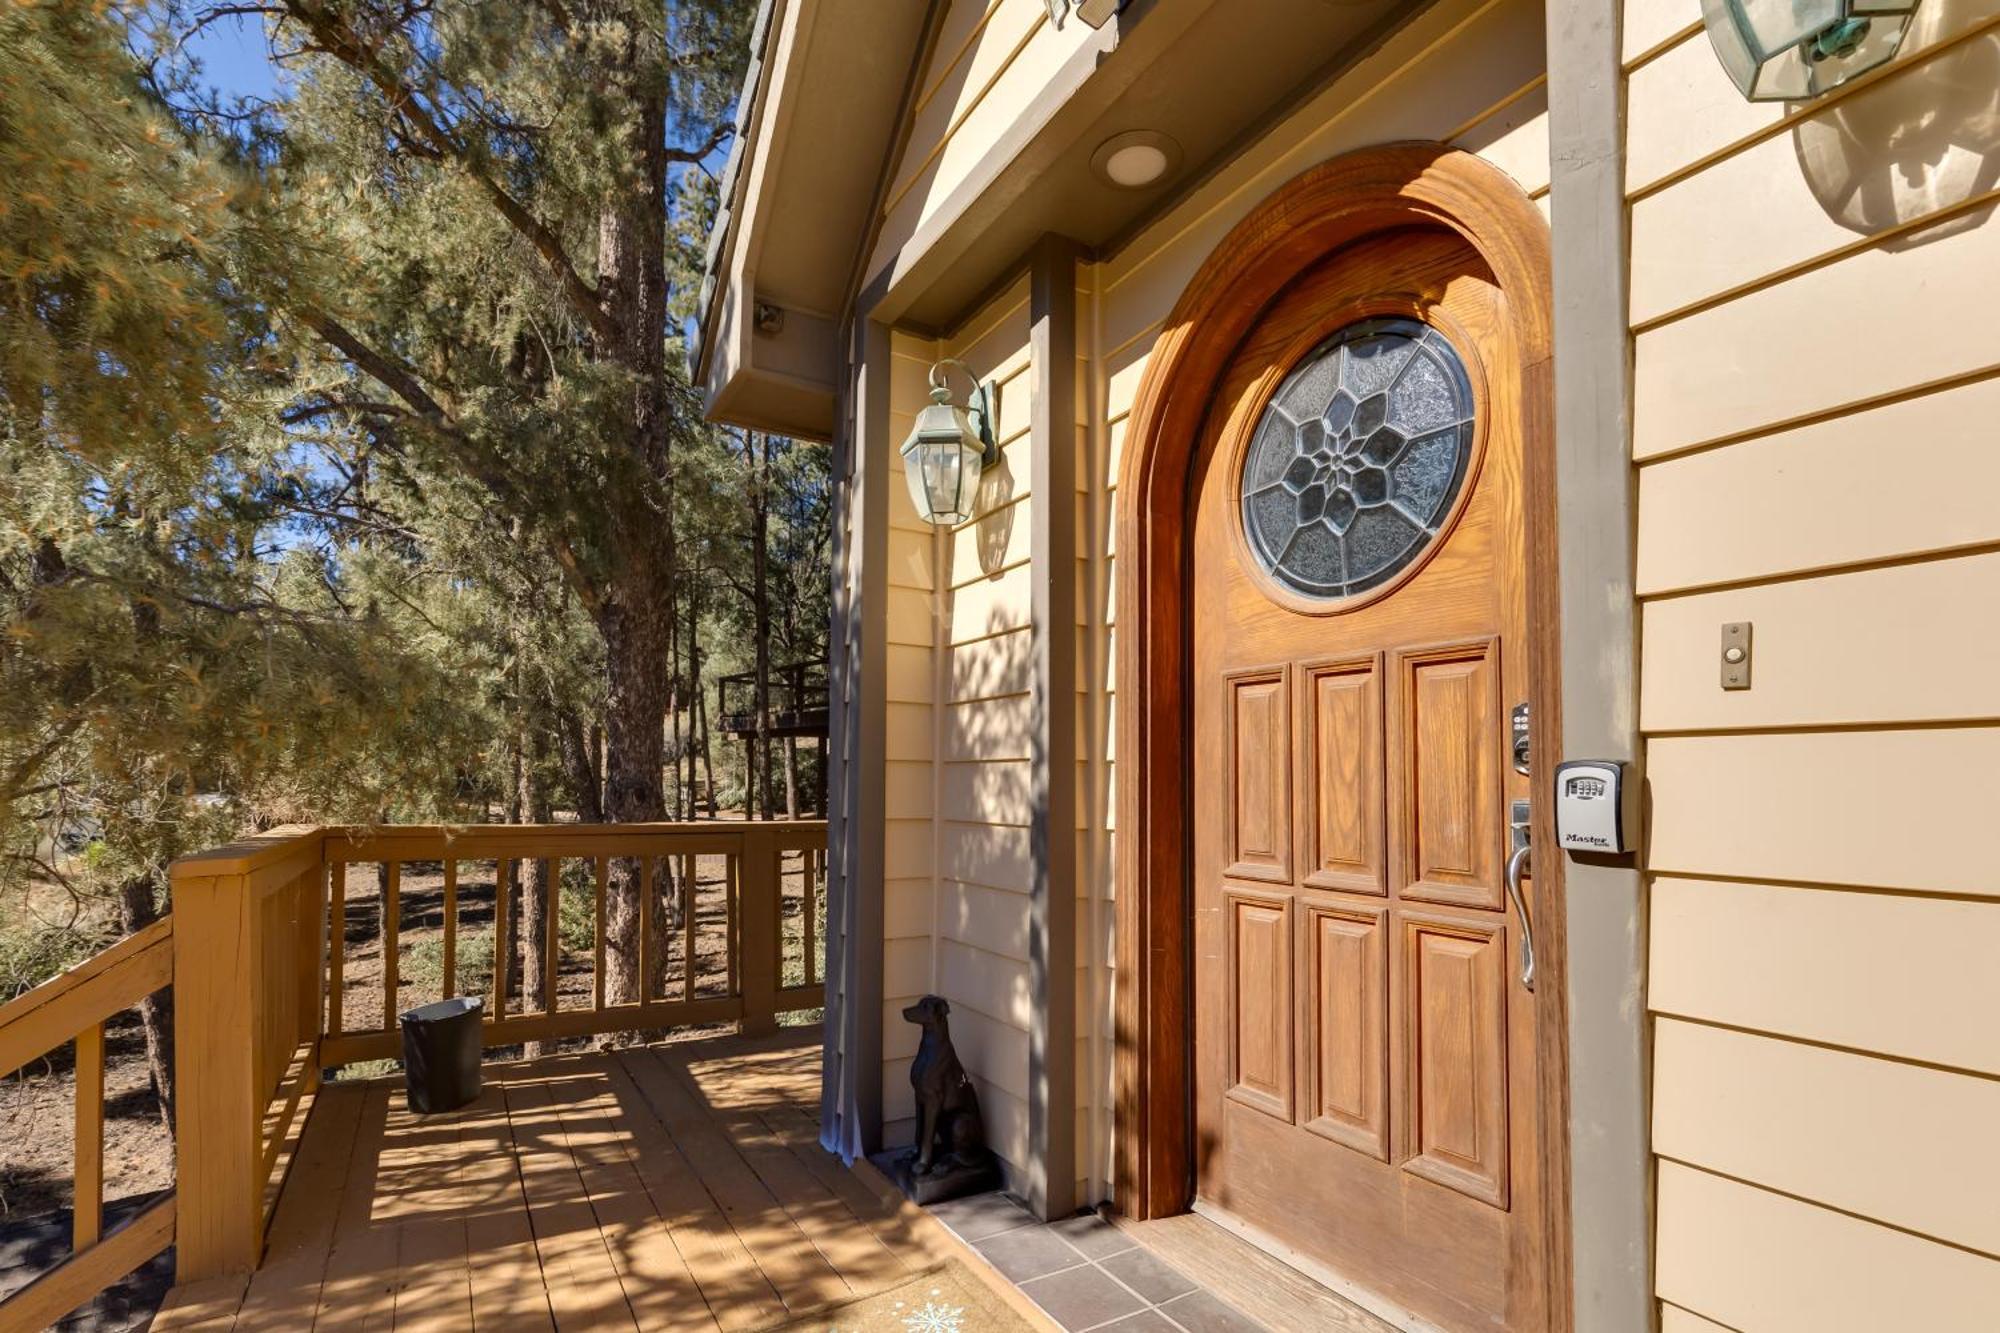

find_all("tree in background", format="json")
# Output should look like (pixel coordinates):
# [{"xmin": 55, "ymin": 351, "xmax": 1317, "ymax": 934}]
[
  {"xmin": 169, "ymin": 0, "xmax": 752, "ymax": 1003},
  {"xmin": 0, "ymin": 1, "xmax": 482, "ymax": 1121},
  {"xmin": 2, "ymin": 0, "xmax": 833, "ymax": 1066}
]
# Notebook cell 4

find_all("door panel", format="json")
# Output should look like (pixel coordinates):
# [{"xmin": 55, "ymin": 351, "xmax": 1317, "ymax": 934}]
[
  {"xmin": 1402, "ymin": 910, "xmax": 1510, "ymax": 1207},
  {"xmin": 1191, "ymin": 225, "xmax": 1546, "ymax": 1333},
  {"xmin": 1301, "ymin": 656, "xmax": 1386, "ymax": 894},
  {"xmin": 1225, "ymin": 888, "xmax": 1294, "ymax": 1121},
  {"xmin": 1397, "ymin": 641, "xmax": 1504, "ymax": 911},
  {"xmin": 1300, "ymin": 901, "xmax": 1389, "ymax": 1159},
  {"xmin": 1225, "ymin": 668, "xmax": 1292, "ymax": 883}
]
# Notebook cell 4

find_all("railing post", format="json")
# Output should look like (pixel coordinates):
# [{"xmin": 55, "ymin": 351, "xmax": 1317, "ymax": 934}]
[
  {"xmin": 169, "ymin": 861, "xmax": 264, "ymax": 1280},
  {"xmin": 738, "ymin": 827, "xmax": 781, "ymax": 1037}
]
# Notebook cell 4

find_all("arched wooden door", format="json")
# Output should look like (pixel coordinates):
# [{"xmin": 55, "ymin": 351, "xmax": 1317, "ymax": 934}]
[{"xmin": 1113, "ymin": 146, "xmax": 1563, "ymax": 1333}]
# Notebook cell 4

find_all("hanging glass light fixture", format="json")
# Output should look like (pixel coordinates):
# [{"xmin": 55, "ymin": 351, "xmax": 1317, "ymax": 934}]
[
  {"xmin": 1702, "ymin": 0, "xmax": 1921, "ymax": 101},
  {"xmin": 899, "ymin": 359, "xmax": 997, "ymax": 527}
]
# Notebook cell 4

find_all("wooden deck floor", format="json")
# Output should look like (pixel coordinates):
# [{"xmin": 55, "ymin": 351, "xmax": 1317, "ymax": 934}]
[{"xmin": 153, "ymin": 1028, "xmax": 1022, "ymax": 1331}]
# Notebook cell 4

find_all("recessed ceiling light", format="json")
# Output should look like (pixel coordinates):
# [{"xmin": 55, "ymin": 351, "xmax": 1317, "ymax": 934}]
[{"xmin": 1091, "ymin": 130, "xmax": 1181, "ymax": 190}]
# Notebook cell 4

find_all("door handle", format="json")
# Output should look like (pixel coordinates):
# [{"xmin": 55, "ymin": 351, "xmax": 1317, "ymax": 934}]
[{"xmin": 1504, "ymin": 845, "xmax": 1535, "ymax": 991}]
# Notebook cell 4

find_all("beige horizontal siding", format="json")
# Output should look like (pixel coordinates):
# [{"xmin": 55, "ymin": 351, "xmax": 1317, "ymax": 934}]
[
  {"xmin": 1653, "ymin": 1018, "xmax": 2000, "ymax": 1254},
  {"xmin": 1631, "ymin": 3, "xmax": 2000, "ymax": 1321},
  {"xmin": 1634, "ymin": 375, "xmax": 2000, "ymax": 594},
  {"xmin": 1640, "ymin": 553, "xmax": 2000, "ymax": 730},
  {"xmin": 1659, "ymin": 1305, "xmax": 1734, "ymax": 1333},
  {"xmin": 871, "ymin": 0, "xmax": 1093, "ymax": 285},
  {"xmin": 1647, "ymin": 729, "xmax": 2000, "ymax": 895},
  {"xmin": 1620, "ymin": 0, "xmax": 1698, "ymax": 67},
  {"xmin": 1625, "ymin": 7, "xmax": 2000, "ymax": 196},
  {"xmin": 1650, "ymin": 878, "xmax": 2000, "ymax": 1076},
  {"xmin": 1634, "ymin": 215, "xmax": 2000, "ymax": 458},
  {"xmin": 1655, "ymin": 1162, "xmax": 2000, "ymax": 1333}
]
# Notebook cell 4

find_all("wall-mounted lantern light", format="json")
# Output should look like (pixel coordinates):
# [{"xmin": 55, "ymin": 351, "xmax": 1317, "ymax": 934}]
[
  {"xmin": 1702, "ymin": 0, "xmax": 1920, "ymax": 101},
  {"xmin": 1046, "ymin": 0, "xmax": 1121, "ymax": 31},
  {"xmin": 900, "ymin": 359, "xmax": 998, "ymax": 527}
]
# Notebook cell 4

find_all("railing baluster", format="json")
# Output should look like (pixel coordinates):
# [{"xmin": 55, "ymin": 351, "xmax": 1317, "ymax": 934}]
[
  {"xmin": 725, "ymin": 850, "xmax": 738, "ymax": 998},
  {"xmin": 443, "ymin": 859, "xmax": 458, "ymax": 999},
  {"xmin": 638, "ymin": 855, "xmax": 654, "ymax": 1006},
  {"xmin": 543, "ymin": 857, "xmax": 560, "ymax": 1017},
  {"xmin": 682, "ymin": 853, "xmax": 697, "ymax": 1000},
  {"xmin": 592, "ymin": 856, "xmax": 607, "ymax": 1012},
  {"xmin": 382, "ymin": 861, "xmax": 401, "ymax": 1029},
  {"xmin": 328, "ymin": 863, "xmax": 345, "ymax": 1036},
  {"xmin": 803, "ymin": 848, "xmax": 818, "ymax": 987},
  {"xmin": 493, "ymin": 858, "xmax": 511, "ymax": 1018},
  {"xmin": 74, "ymin": 1021, "xmax": 104, "ymax": 1251}
]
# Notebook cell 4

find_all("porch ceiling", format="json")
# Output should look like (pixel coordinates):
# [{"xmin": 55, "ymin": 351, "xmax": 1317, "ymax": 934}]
[
  {"xmin": 870, "ymin": 0, "xmax": 1421, "ymax": 334},
  {"xmin": 697, "ymin": 0, "xmax": 1422, "ymax": 435}
]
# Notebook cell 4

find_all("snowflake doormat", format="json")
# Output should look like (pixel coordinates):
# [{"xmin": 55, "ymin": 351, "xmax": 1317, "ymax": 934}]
[{"xmin": 766, "ymin": 1258, "xmax": 1043, "ymax": 1332}]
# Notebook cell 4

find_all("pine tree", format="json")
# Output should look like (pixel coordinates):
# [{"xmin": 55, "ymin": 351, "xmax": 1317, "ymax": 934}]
[{"xmin": 181, "ymin": 0, "xmax": 751, "ymax": 1002}]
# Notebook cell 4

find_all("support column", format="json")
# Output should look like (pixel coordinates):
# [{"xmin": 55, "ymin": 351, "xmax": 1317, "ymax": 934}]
[
  {"xmin": 821, "ymin": 317, "xmax": 890, "ymax": 1160},
  {"xmin": 169, "ymin": 867, "xmax": 264, "ymax": 1279},
  {"xmin": 1028, "ymin": 237, "xmax": 1081, "ymax": 1220},
  {"xmin": 1546, "ymin": 2, "xmax": 1653, "ymax": 1329}
]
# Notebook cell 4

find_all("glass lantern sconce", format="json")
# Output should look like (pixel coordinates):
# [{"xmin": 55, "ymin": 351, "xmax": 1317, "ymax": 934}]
[
  {"xmin": 899, "ymin": 359, "xmax": 998, "ymax": 527},
  {"xmin": 1702, "ymin": 0, "xmax": 1920, "ymax": 101},
  {"xmin": 1045, "ymin": 0, "xmax": 1121, "ymax": 30}
]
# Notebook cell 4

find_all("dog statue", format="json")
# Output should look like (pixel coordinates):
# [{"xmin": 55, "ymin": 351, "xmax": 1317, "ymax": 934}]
[{"xmin": 902, "ymin": 995, "xmax": 989, "ymax": 1177}]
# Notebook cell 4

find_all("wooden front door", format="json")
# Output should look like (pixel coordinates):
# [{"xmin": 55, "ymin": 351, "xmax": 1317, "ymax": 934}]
[{"xmin": 1191, "ymin": 223, "xmax": 1548, "ymax": 1332}]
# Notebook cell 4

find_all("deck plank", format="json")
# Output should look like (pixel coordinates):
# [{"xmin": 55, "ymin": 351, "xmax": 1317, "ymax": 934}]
[
  {"xmin": 760, "ymin": 1102, "xmax": 944, "ymax": 1267},
  {"xmin": 232, "ymin": 1082, "xmax": 366, "ymax": 1331},
  {"xmin": 455, "ymin": 1083, "xmax": 557, "ymax": 1332},
  {"xmin": 315, "ymin": 1086, "xmax": 404, "ymax": 1333},
  {"xmin": 666, "ymin": 1051, "xmax": 911, "ymax": 1298},
  {"xmin": 619, "ymin": 1047, "xmax": 851, "ymax": 1316},
  {"xmin": 600, "ymin": 1054, "xmax": 787, "ymax": 1332},
  {"xmin": 379, "ymin": 1094, "xmax": 475, "ymax": 1332},
  {"xmin": 155, "ymin": 1028, "xmax": 1042, "ymax": 1333},
  {"xmin": 500, "ymin": 1071, "xmax": 641, "ymax": 1331},
  {"xmin": 531, "ymin": 1056, "xmax": 719, "ymax": 1333}
]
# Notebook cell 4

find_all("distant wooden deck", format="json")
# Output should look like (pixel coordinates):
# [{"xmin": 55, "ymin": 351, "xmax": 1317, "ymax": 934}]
[{"xmin": 152, "ymin": 1028, "xmax": 1019, "ymax": 1331}]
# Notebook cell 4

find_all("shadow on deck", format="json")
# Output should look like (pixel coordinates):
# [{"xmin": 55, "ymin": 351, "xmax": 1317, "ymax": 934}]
[{"xmin": 151, "ymin": 1028, "xmax": 1049, "ymax": 1331}]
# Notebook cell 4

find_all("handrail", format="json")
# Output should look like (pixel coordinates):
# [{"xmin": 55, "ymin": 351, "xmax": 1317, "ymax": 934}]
[
  {"xmin": 0, "ymin": 915, "xmax": 178, "ymax": 1333},
  {"xmin": 0, "ymin": 915, "xmax": 172, "ymax": 1079},
  {"xmin": 313, "ymin": 820, "xmax": 828, "ymax": 1066}
]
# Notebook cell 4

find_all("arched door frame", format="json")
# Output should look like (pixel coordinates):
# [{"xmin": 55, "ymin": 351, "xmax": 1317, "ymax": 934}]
[{"xmin": 1110, "ymin": 140, "xmax": 1571, "ymax": 1317}]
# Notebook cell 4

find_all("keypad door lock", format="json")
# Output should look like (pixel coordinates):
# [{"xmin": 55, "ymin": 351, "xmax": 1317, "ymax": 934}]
[{"xmin": 1511, "ymin": 702, "xmax": 1531, "ymax": 776}]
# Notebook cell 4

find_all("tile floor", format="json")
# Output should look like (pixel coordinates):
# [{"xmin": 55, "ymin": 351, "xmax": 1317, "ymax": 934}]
[{"xmin": 928, "ymin": 1193, "xmax": 1266, "ymax": 1332}]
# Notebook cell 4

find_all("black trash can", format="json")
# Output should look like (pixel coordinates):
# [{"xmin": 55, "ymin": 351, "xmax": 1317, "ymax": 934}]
[{"xmin": 399, "ymin": 995, "xmax": 483, "ymax": 1114}]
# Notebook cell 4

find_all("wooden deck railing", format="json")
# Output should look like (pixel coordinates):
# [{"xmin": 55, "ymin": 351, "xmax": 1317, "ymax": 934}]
[
  {"xmin": 0, "ymin": 917, "xmax": 178, "ymax": 1332},
  {"xmin": 0, "ymin": 818, "xmax": 828, "ymax": 1327}
]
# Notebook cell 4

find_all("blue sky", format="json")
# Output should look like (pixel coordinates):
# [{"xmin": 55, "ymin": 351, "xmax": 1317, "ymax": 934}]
[{"xmin": 181, "ymin": 11, "xmax": 282, "ymax": 105}]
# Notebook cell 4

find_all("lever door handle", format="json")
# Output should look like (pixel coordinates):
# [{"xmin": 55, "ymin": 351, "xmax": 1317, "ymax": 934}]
[{"xmin": 1504, "ymin": 843, "xmax": 1536, "ymax": 992}]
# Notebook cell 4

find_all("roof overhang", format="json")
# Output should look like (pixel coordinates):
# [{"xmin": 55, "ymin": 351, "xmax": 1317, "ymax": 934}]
[
  {"xmin": 695, "ymin": 0, "xmax": 1425, "ymax": 437},
  {"xmin": 690, "ymin": 0, "xmax": 928, "ymax": 441}
]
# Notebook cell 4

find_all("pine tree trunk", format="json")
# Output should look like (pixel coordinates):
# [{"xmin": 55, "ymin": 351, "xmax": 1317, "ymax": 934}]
[
  {"xmin": 594, "ymin": 59, "xmax": 674, "ymax": 1008},
  {"xmin": 518, "ymin": 718, "xmax": 552, "ymax": 1057},
  {"xmin": 667, "ymin": 579, "xmax": 684, "ymax": 822},
  {"xmin": 696, "ymin": 666, "xmax": 718, "ymax": 816},
  {"xmin": 751, "ymin": 432, "xmax": 773, "ymax": 822},
  {"xmin": 685, "ymin": 583, "xmax": 700, "ymax": 820},
  {"xmin": 556, "ymin": 708, "xmax": 603, "ymax": 823},
  {"xmin": 117, "ymin": 874, "xmax": 174, "ymax": 1134},
  {"xmin": 784, "ymin": 736, "xmax": 799, "ymax": 819}
]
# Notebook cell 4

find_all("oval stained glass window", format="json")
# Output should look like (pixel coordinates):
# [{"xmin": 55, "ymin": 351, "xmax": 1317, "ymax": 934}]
[{"xmin": 1239, "ymin": 317, "xmax": 1476, "ymax": 601}]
